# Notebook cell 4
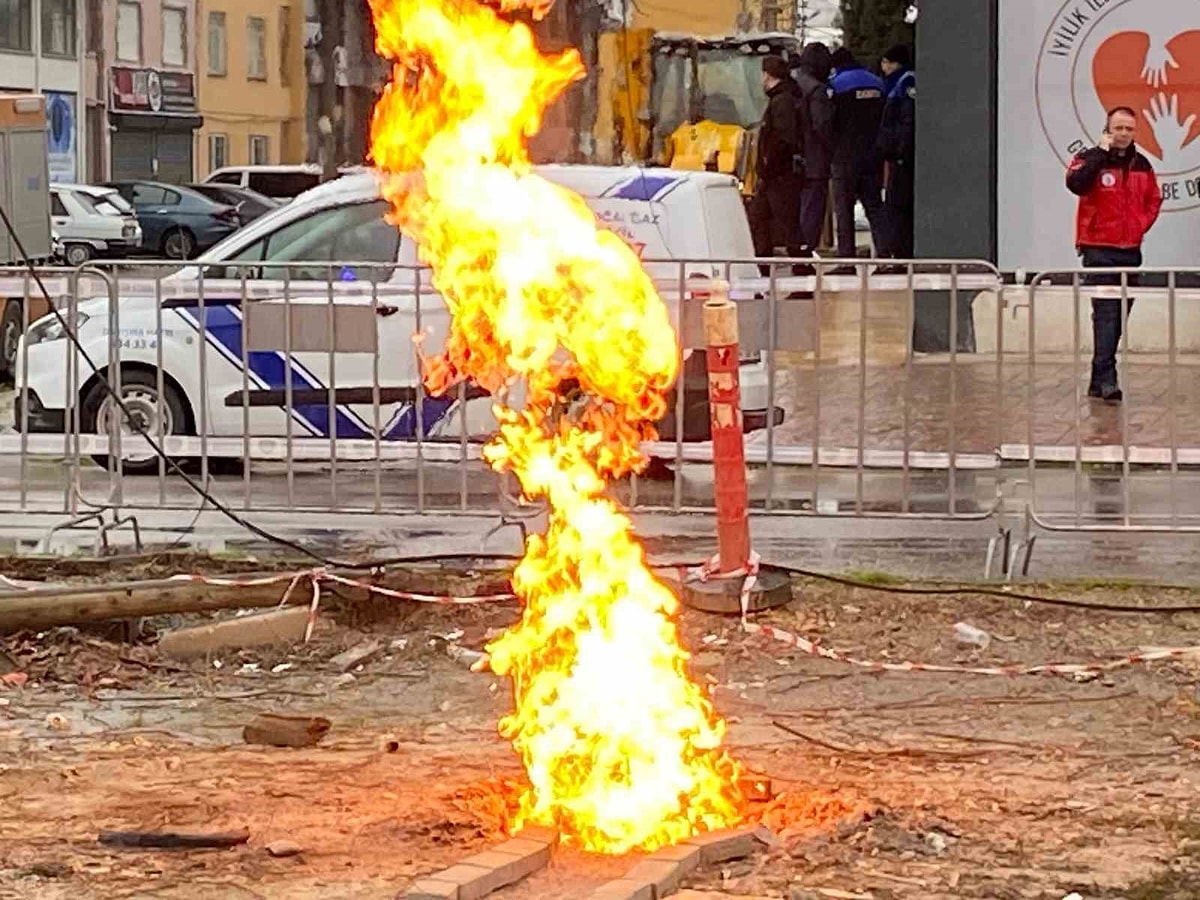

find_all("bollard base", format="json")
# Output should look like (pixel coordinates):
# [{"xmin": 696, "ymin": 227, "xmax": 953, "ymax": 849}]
[{"xmin": 674, "ymin": 565, "xmax": 792, "ymax": 615}]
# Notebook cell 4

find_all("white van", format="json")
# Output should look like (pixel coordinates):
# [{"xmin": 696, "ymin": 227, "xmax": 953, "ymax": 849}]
[
  {"xmin": 17, "ymin": 166, "xmax": 775, "ymax": 471},
  {"xmin": 202, "ymin": 164, "xmax": 361, "ymax": 201}
]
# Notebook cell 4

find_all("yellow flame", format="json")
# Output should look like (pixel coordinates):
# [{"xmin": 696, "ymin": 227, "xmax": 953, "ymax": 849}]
[{"xmin": 368, "ymin": 0, "xmax": 743, "ymax": 854}]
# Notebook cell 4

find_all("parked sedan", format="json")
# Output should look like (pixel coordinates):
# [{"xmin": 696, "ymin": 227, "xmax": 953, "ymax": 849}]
[
  {"xmin": 50, "ymin": 183, "xmax": 144, "ymax": 266},
  {"xmin": 186, "ymin": 183, "xmax": 281, "ymax": 224},
  {"xmin": 103, "ymin": 181, "xmax": 240, "ymax": 260}
]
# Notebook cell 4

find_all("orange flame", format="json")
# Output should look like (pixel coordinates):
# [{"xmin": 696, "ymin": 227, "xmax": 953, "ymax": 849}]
[{"xmin": 368, "ymin": 0, "xmax": 743, "ymax": 854}]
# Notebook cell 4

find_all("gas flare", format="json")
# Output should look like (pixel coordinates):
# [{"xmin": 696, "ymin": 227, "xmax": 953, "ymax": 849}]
[{"xmin": 368, "ymin": 0, "xmax": 743, "ymax": 854}]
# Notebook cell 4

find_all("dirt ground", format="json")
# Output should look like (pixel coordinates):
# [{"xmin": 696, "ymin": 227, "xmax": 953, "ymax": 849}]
[{"xmin": 1, "ymin": 555, "xmax": 1198, "ymax": 900}]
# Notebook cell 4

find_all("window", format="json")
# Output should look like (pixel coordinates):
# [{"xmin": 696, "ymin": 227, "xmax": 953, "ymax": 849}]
[
  {"xmin": 247, "ymin": 16, "xmax": 267, "ymax": 80},
  {"xmin": 75, "ymin": 191, "xmax": 129, "ymax": 217},
  {"xmin": 279, "ymin": 7, "xmax": 291, "ymax": 86},
  {"xmin": 249, "ymin": 135, "xmax": 270, "ymax": 166},
  {"xmin": 42, "ymin": 0, "xmax": 77, "ymax": 57},
  {"xmin": 116, "ymin": 0, "xmax": 141, "ymax": 63},
  {"xmin": 51, "ymin": 193, "xmax": 69, "ymax": 217},
  {"xmin": 207, "ymin": 11, "xmax": 226, "ymax": 75},
  {"xmin": 246, "ymin": 171, "xmax": 319, "ymax": 199},
  {"xmin": 130, "ymin": 183, "xmax": 169, "ymax": 206},
  {"xmin": 209, "ymin": 171, "xmax": 243, "ymax": 185},
  {"xmin": 227, "ymin": 200, "xmax": 400, "ymax": 281},
  {"xmin": 209, "ymin": 134, "xmax": 228, "ymax": 172},
  {"xmin": 162, "ymin": 5, "xmax": 186, "ymax": 66},
  {"xmin": 0, "ymin": 0, "xmax": 33, "ymax": 52}
]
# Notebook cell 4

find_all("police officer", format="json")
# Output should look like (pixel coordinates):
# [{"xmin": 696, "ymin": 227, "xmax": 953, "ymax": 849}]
[
  {"xmin": 749, "ymin": 55, "xmax": 802, "ymax": 267},
  {"xmin": 878, "ymin": 44, "xmax": 915, "ymax": 263},
  {"xmin": 828, "ymin": 47, "xmax": 887, "ymax": 271}
]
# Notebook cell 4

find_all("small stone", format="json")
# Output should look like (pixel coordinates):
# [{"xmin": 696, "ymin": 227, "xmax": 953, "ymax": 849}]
[{"xmin": 266, "ymin": 839, "xmax": 302, "ymax": 858}]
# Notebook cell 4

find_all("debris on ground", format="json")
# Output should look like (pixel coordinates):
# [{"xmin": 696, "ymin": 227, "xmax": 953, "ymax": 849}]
[{"xmin": 243, "ymin": 714, "xmax": 332, "ymax": 748}]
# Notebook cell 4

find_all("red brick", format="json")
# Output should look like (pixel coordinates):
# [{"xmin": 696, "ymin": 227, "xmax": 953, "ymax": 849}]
[
  {"xmin": 401, "ymin": 878, "xmax": 458, "ymax": 900},
  {"xmin": 684, "ymin": 827, "xmax": 760, "ymax": 864},
  {"xmin": 588, "ymin": 879, "xmax": 655, "ymax": 900}
]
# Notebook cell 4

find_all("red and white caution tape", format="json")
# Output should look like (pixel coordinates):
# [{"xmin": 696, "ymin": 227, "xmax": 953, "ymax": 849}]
[
  {"xmin": 745, "ymin": 620, "xmax": 1200, "ymax": 680},
  {"xmin": 162, "ymin": 567, "xmax": 516, "ymax": 644},
  {"xmin": 676, "ymin": 550, "xmax": 763, "ymax": 620}
]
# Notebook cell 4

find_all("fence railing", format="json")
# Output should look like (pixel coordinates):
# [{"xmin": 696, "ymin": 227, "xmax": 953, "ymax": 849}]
[{"xmin": 1, "ymin": 257, "xmax": 1197, "ymax": 561}]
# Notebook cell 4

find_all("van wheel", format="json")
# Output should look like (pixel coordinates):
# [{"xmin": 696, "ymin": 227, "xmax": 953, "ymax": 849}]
[
  {"xmin": 0, "ymin": 300, "xmax": 22, "ymax": 380},
  {"xmin": 80, "ymin": 369, "xmax": 190, "ymax": 474},
  {"xmin": 64, "ymin": 243, "xmax": 94, "ymax": 266}
]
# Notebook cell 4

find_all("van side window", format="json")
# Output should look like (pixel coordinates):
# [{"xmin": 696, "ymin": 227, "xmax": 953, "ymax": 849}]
[
  {"xmin": 226, "ymin": 200, "xmax": 399, "ymax": 282},
  {"xmin": 247, "ymin": 172, "xmax": 320, "ymax": 199},
  {"xmin": 209, "ymin": 172, "xmax": 242, "ymax": 185}
]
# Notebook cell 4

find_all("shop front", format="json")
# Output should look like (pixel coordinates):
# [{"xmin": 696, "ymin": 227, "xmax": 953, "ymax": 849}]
[{"xmin": 109, "ymin": 67, "xmax": 203, "ymax": 183}]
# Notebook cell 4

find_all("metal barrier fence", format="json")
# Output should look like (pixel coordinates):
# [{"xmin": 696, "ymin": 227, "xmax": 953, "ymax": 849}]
[{"xmin": 1, "ymin": 257, "xmax": 1197, "ymax": 562}]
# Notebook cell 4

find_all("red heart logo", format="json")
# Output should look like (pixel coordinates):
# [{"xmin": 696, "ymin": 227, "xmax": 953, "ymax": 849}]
[{"xmin": 1093, "ymin": 29, "xmax": 1200, "ymax": 162}]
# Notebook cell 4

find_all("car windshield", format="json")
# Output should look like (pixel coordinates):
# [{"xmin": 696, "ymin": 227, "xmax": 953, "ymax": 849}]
[{"xmin": 75, "ymin": 190, "xmax": 131, "ymax": 218}]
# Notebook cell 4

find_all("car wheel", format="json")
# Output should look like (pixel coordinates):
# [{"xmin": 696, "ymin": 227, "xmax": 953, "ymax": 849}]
[
  {"xmin": 80, "ymin": 369, "xmax": 191, "ymax": 475},
  {"xmin": 64, "ymin": 243, "xmax": 94, "ymax": 267},
  {"xmin": 0, "ymin": 300, "xmax": 22, "ymax": 380},
  {"xmin": 162, "ymin": 228, "xmax": 196, "ymax": 260}
]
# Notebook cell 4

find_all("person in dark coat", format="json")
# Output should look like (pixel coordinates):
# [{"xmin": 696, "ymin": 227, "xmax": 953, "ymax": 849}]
[
  {"xmin": 877, "ymin": 43, "xmax": 915, "ymax": 261},
  {"xmin": 828, "ymin": 46, "xmax": 887, "ymax": 270},
  {"xmin": 790, "ymin": 42, "xmax": 835, "ymax": 261},
  {"xmin": 748, "ymin": 55, "xmax": 802, "ymax": 266}
]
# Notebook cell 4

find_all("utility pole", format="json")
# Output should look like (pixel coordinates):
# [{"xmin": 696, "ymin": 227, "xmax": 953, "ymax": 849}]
[{"xmin": 316, "ymin": 0, "xmax": 345, "ymax": 179}]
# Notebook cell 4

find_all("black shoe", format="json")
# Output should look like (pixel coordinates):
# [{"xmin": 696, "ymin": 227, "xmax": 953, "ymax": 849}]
[
  {"xmin": 1087, "ymin": 385, "xmax": 1102, "ymax": 399},
  {"xmin": 1100, "ymin": 384, "xmax": 1123, "ymax": 403},
  {"xmin": 826, "ymin": 265, "xmax": 860, "ymax": 276},
  {"xmin": 874, "ymin": 264, "xmax": 907, "ymax": 275}
]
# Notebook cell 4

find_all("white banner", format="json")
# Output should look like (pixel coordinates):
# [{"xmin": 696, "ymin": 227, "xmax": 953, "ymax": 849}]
[{"xmin": 999, "ymin": 0, "xmax": 1200, "ymax": 271}]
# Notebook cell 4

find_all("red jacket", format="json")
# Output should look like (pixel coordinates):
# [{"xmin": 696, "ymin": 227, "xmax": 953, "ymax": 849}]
[{"xmin": 1066, "ymin": 146, "xmax": 1162, "ymax": 249}]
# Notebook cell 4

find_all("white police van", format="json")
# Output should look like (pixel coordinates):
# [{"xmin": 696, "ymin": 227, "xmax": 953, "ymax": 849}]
[{"xmin": 16, "ymin": 166, "xmax": 777, "ymax": 472}]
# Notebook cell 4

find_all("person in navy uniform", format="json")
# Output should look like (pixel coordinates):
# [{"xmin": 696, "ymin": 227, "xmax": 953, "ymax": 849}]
[
  {"xmin": 877, "ymin": 44, "xmax": 915, "ymax": 263},
  {"xmin": 1065, "ymin": 106, "xmax": 1162, "ymax": 403},
  {"xmin": 828, "ymin": 47, "xmax": 887, "ymax": 270}
]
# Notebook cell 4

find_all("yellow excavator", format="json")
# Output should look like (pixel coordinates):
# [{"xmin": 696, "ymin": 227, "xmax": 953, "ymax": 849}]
[{"xmin": 596, "ymin": 31, "xmax": 801, "ymax": 197}]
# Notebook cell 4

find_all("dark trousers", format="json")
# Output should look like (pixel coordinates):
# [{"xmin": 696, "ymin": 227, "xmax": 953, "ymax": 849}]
[
  {"xmin": 748, "ymin": 172, "xmax": 803, "ymax": 267},
  {"xmin": 832, "ymin": 167, "xmax": 886, "ymax": 259},
  {"xmin": 880, "ymin": 161, "xmax": 914, "ymax": 258},
  {"xmin": 1081, "ymin": 246, "xmax": 1141, "ymax": 391},
  {"xmin": 796, "ymin": 177, "xmax": 829, "ymax": 255}
]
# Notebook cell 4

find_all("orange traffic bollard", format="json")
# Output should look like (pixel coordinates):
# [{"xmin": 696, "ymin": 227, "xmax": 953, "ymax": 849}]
[{"xmin": 702, "ymin": 280, "xmax": 751, "ymax": 576}]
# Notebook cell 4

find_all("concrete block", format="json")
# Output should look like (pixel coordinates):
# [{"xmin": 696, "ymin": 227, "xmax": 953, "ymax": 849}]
[
  {"xmin": 588, "ymin": 879, "xmax": 655, "ymax": 900},
  {"xmin": 329, "ymin": 638, "xmax": 386, "ymax": 672},
  {"xmin": 623, "ymin": 859, "xmax": 684, "ymax": 898},
  {"xmin": 433, "ymin": 863, "xmax": 500, "ymax": 900},
  {"xmin": 458, "ymin": 846, "xmax": 548, "ymax": 891},
  {"xmin": 684, "ymin": 827, "xmax": 760, "ymax": 865},
  {"xmin": 158, "ymin": 606, "xmax": 311, "ymax": 660},
  {"xmin": 492, "ymin": 837, "xmax": 550, "ymax": 859},
  {"xmin": 649, "ymin": 842, "xmax": 701, "ymax": 875},
  {"xmin": 402, "ymin": 878, "xmax": 458, "ymax": 899},
  {"xmin": 512, "ymin": 825, "xmax": 558, "ymax": 847}
]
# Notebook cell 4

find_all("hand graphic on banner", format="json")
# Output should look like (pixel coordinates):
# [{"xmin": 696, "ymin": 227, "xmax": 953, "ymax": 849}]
[
  {"xmin": 1141, "ymin": 42, "xmax": 1180, "ymax": 88},
  {"xmin": 1143, "ymin": 92, "xmax": 1199, "ymax": 156}
]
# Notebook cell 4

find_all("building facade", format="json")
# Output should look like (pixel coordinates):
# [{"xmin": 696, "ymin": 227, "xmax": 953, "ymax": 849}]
[
  {"xmin": 198, "ymin": 0, "xmax": 304, "ymax": 177},
  {"xmin": 0, "ymin": 0, "xmax": 88, "ymax": 182},
  {"xmin": 101, "ymin": 0, "xmax": 202, "ymax": 182}
]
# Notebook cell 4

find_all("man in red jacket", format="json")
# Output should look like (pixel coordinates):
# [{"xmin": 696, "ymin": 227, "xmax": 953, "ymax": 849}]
[{"xmin": 1066, "ymin": 106, "xmax": 1162, "ymax": 403}]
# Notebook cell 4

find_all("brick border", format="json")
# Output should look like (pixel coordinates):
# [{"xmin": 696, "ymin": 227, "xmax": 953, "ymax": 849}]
[
  {"xmin": 587, "ymin": 827, "xmax": 770, "ymax": 900},
  {"xmin": 400, "ymin": 828, "xmax": 557, "ymax": 900}
]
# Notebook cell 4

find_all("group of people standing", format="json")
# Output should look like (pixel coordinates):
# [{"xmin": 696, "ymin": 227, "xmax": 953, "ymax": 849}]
[{"xmin": 750, "ymin": 42, "xmax": 916, "ymax": 271}]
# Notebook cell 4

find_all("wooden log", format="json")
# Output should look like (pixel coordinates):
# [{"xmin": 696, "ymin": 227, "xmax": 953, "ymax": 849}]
[
  {"xmin": 243, "ymin": 714, "xmax": 332, "ymax": 748},
  {"xmin": 98, "ymin": 827, "xmax": 251, "ymax": 849}
]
